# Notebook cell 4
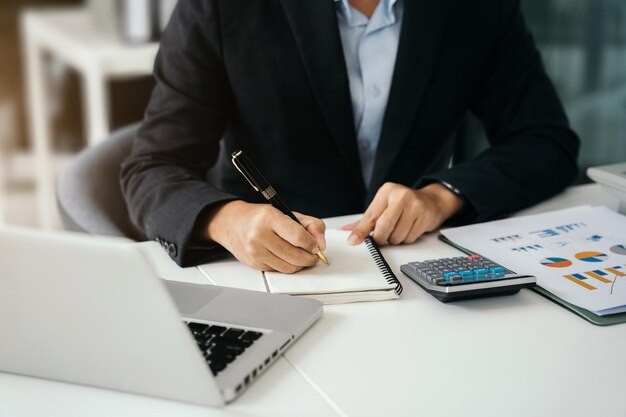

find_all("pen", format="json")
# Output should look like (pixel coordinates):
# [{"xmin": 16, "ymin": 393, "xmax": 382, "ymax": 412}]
[{"xmin": 231, "ymin": 150, "xmax": 330, "ymax": 265}]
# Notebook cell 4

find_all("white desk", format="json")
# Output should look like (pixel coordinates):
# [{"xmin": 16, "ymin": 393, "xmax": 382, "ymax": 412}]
[
  {"xmin": 21, "ymin": 8, "xmax": 158, "ymax": 228},
  {"xmin": 2, "ymin": 184, "xmax": 625, "ymax": 417}
]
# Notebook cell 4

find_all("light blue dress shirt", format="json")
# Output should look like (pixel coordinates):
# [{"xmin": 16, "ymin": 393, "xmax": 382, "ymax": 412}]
[{"xmin": 334, "ymin": 0, "xmax": 404, "ymax": 187}]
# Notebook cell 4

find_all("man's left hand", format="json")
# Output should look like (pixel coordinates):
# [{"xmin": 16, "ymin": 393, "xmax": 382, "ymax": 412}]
[{"xmin": 343, "ymin": 182, "xmax": 464, "ymax": 246}]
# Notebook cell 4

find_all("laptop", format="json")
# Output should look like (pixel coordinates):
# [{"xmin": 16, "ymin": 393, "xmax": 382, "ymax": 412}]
[{"xmin": 0, "ymin": 226, "xmax": 322, "ymax": 407}]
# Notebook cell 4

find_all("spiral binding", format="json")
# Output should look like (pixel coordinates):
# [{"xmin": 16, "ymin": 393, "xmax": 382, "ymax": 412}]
[{"xmin": 365, "ymin": 237, "xmax": 403, "ymax": 295}]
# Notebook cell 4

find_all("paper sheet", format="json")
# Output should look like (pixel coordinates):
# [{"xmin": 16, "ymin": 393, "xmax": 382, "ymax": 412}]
[
  {"xmin": 440, "ymin": 206, "xmax": 626, "ymax": 315},
  {"xmin": 264, "ymin": 230, "xmax": 397, "ymax": 296}
]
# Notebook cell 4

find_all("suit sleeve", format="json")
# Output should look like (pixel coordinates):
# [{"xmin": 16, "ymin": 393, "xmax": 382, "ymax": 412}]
[
  {"xmin": 419, "ymin": 0, "xmax": 580, "ymax": 222},
  {"xmin": 120, "ymin": 0, "xmax": 238, "ymax": 266}
]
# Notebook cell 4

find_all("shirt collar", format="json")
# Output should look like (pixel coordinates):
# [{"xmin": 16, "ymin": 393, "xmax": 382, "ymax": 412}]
[{"xmin": 334, "ymin": 0, "xmax": 399, "ymax": 28}]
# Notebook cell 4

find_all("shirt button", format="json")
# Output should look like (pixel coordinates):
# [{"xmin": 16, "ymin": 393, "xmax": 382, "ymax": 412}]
[{"xmin": 370, "ymin": 84, "xmax": 381, "ymax": 98}]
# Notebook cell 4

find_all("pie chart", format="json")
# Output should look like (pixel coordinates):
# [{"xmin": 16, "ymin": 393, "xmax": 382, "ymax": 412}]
[
  {"xmin": 575, "ymin": 251, "xmax": 608, "ymax": 262},
  {"xmin": 540, "ymin": 257, "xmax": 572, "ymax": 268},
  {"xmin": 610, "ymin": 244, "xmax": 626, "ymax": 256}
]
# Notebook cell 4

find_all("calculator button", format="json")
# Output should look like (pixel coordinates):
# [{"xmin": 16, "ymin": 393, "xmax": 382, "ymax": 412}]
[
  {"xmin": 424, "ymin": 274, "xmax": 435, "ymax": 281},
  {"xmin": 450, "ymin": 275, "xmax": 463, "ymax": 284},
  {"xmin": 403, "ymin": 255, "xmax": 516, "ymax": 288}
]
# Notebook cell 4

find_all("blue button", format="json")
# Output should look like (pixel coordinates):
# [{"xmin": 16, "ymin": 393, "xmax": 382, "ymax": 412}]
[
  {"xmin": 473, "ymin": 268, "xmax": 489, "ymax": 275},
  {"xmin": 489, "ymin": 267, "xmax": 505, "ymax": 274}
]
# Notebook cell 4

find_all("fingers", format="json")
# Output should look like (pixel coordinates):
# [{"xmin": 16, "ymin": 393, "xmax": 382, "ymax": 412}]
[
  {"xmin": 274, "ymin": 214, "xmax": 322, "ymax": 254},
  {"xmin": 347, "ymin": 195, "xmax": 387, "ymax": 245},
  {"xmin": 265, "ymin": 232, "xmax": 318, "ymax": 268},
  {"xmin": 228, "ymin": 205, "xmax": 322, "ymax": 273},
  {"xmin": 404, "ymin": 218, "xmax": 428, "ymax": 244},
  {"xmin": 263, "ymin": 252, "xmax": 304, "ymax": 274},
  {"xmin": 347, "ymin": 217, "xmax": 375, "ymax": 246},
  {"xmin": 347, "ymin": 183, "xmax": 439, "ymax": 247},
  {"xmin": 245, "ymin": 233, "xmax": 314, "ymax": 274},
  {"xmin": 403, "ymin": 207, "xmax": 441, "ymax": 244},
  {"xmin": 259, "ymin": 245, "xmax": 306, "ymax": 274},
  {"xmin": 371, "ymin": 201, "xmax": 403, "ymax": 245},
  {"xmin": 340, "ymin": 221, "xmax": 358, "ymax": 231},
  {"xmin": 260, "ymin": 212, "xmax": 324, "ymax": 272},
  {"xmin": 388, "ymin": 200, "xmax": 419, "ymax": 244},
  {"xmin": 295, "ymin": 212, "xmax": 327, "ymax": 251}
]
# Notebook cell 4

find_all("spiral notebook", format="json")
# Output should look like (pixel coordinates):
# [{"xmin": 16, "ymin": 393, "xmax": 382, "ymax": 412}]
[{"xmin": 263, "ymin": 230, "xmax": 403, "ymax": 304}]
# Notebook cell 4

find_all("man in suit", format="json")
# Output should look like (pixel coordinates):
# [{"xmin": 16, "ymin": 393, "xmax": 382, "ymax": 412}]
[{"xmin": 121, "ymin": 0, "xmax": 579, "ymax": 272}]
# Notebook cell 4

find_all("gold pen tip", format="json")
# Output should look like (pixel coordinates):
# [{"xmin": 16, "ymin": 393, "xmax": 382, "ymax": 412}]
[{"xmin": 317, "ymin": 251, "xmax": 330, "ymax": 265}]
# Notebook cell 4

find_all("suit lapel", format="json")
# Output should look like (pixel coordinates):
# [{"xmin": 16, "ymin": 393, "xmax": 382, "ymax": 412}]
[
  {"xmin": 279, "ymin": 0, "xmax": 366, "ymax": 194},
  {"xmin": 369, "ymin": 0, "xmax": 449, "ymax": 198}
]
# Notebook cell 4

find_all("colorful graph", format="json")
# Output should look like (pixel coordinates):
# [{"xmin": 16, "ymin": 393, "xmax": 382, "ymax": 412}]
[
  {"xmin": 540, "ymin": 257, "xmax": 572, "ymax": 268},
  {"xmin": 529, "ymin": 223, "xmax": 586, "ymax": 238},
  {"xmin": 563, "ymin": 265, "xmax": 625, "ymax": 290},
  {"xmin": 575, "ymin": 251, "xmax": 608, "ymax": 263},
  {"xmin": 610, "ymin": 244, "xmax": 626, "ymax": 256},
  {"xmin": 584, "ymin": 270, "xmax": 613, "ymax": 283},
  {"xmin": 512, "ymin": 245, "xmax": 543, "ymax": 253},
  {"xmin": 563, "ymin": 273, "xmax": 597, "ymax": 290},
  {"xmin": 606, "ymin": 266, "xmax": 626, "ymax": 277}
]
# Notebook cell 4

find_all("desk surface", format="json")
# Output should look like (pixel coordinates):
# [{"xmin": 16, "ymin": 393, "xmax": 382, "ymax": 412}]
[{"xmin": 2, "ymin": 184, "xmax": 625, "ymax": 417}]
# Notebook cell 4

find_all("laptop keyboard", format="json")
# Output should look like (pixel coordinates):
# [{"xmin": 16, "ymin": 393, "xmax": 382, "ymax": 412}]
[{"xmin": 186, "ymin": 322, "xmax": 263, "ymax": 376}]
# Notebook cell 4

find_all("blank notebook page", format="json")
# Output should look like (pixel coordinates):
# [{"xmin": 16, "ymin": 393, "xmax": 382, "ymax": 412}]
[{"xmin": 264, "ymin": 230, "xmax": 396, "ymax": 295}]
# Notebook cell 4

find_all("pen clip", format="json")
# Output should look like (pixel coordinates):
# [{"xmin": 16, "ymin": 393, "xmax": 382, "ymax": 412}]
[{"xmin": 231, "ymin": 151, "xmax": 260, "ymax": 192}]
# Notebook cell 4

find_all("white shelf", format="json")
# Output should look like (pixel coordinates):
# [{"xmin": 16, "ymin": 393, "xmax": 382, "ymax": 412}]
[{"xmin": 21, "ymin": 7, "xmax": 158, "ymax": 228}]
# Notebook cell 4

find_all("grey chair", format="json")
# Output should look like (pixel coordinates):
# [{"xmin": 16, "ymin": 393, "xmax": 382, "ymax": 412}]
[
  {"xmin": 57, "ymin": 124, "xmax": 224, "ymax": 242},
  {"xmin": 57, "ymin": 123, "xmax": 147, "ymax": 241}
]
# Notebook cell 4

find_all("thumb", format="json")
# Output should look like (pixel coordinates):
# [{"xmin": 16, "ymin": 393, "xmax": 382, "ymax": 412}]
[
  {"xmin": 348, "ymin": 190, "xmax": 387, "ymax": 245},
  {"xmin": 340, "ymin": 221, "xmax": 359, "ymax": 231},
  {"xmin": 294, "ymin": 212, "xmax": 327, "ymax": 251},
  {"xmin": 347, "ymin": 218, "xmax": 374, "ymax": 246}
]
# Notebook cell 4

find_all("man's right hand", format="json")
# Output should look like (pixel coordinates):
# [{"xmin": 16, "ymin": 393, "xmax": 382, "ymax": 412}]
[{"xmin": 204, "ymin": 201, "xmax": 326, "ymax": 274}]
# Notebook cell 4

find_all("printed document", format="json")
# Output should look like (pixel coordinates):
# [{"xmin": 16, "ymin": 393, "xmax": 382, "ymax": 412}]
[{"xmin": 441, "ymin": 206, "xmax": 626, "ymax": 315}]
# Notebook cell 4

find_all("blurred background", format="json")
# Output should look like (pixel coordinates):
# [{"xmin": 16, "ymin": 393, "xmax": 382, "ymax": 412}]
[{"xmin": 0, "ymin": 0, "xmax": 624, "ymax": 229}]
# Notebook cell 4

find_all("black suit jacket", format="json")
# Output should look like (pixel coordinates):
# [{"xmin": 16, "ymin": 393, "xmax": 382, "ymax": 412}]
[{"xmin": 121, "ymin": 0, "xmax": 580, "ymax": 266}]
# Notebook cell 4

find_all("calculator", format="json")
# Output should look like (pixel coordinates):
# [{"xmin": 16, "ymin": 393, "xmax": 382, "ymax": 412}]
[{"xmin": 400, "ymin": 254, "xmax": 536, "ymax": 302}]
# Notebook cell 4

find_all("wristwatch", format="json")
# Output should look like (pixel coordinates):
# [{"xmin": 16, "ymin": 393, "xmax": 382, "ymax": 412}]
[
  {"xmin": 436, "ymin": 180, "xmax": 477, "ymax": 223},
  {"xmin": 438, "ymin": 180, "xmax": 464, "ymax": 201}
]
